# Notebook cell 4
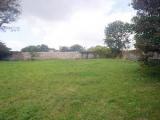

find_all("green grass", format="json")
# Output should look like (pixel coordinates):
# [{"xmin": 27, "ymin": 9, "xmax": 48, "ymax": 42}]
[{"xmin": 0, "ymin": 59, "xmax": 159, "ymax": 120}]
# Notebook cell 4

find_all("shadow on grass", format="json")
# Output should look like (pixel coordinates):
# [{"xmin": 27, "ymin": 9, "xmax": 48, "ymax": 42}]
[{"xmin": 139, "ymin": 64, "xmax": 160, "ymax": 81}]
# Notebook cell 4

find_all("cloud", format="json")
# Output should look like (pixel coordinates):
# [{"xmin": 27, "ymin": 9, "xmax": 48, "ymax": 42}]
[
  {"xmin": 0, "ymin": 0, "xmax": 136, "ymax": 51},
  {"xmin": 22, "ymin": 0, "xmax": 114, "ymax": 21},
  {"xmin": 20, "ymin": 1, "xmax": 114, "ymax": 49}
]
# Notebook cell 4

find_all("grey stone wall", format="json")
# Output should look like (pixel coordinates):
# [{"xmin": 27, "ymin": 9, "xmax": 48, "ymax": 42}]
[
  {"xmin": 10, "ymin": 52, "xmax": 32, "ymax": 60},
  {"xmin": 35, "ymin": 52, "xmax": 81, "ymax": 60},
  {"xmin": 9, "ymin": 52, "xmax": 86, "ymax": 60},
  {"xmin": 122, "ymin": 50, "xmax": 141, "ymax": 61},
  {"xmin": 10, "ymin": 50, "xmax": 145, "ymax": 61},
  {"xmin": 147, "ymin": 52, "xmax": 160, "ymax": 60}
]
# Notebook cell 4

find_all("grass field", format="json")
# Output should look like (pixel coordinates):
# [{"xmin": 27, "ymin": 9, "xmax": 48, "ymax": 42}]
[{"xmin": 0, "ymin": 59, "xmax": 159, "ymax": 120}]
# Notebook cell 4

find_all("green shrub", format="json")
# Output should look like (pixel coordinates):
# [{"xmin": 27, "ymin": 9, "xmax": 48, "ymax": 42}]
[
  {"xmin": 140, "ymin": 62, "xmax": 160, "ymax": 76},
  {"xmin": 0, "ymin": 42, "xmax": 11, "ymax": 60},
  {"xmin": 88, "ymin": 46, "xmax": 111, "ymax": 58}
]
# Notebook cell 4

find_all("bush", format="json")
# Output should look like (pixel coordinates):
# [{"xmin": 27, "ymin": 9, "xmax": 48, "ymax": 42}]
[
  {"xmin": 0, "ymin": 42, "xmax": 11, "ymax": 60},
  {"xmin": 21, "ymin": 44, "xmax": 49, "ymax": 52},
  {"xmin": 59, "ymin": 46, "xmax": 70, "ymax": 52},
  {"xmin": 140, "ymin": 63, "xmax": 160, "ymax": 76},
  {"xmin": 60, "ymin": 44, "xmax": 85, "ymax": 52},
  {"xmin": 88, "ymin": 46, "xmax": 111, "ymax": 58},
  {"xmin": 70, "ymin": 44, "xmax": 85, "ymax": 52}
]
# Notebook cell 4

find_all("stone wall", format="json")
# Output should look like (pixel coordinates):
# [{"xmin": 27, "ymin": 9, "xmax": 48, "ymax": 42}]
[
  {"xmin": 146, "ymin": 52, "xmax": 160, "ymax": 60},
  {"xmin": 35, "ymin": 52, "xmax": 82, "ymax": 60},
  {"xmin": 10, "ymin": 52, "xmax": 32, "ymax": 60},
  {"xmin": 122, "ymin": 50, "xmax": 141, "ymax": 61},
  {"xmin": 9, "ymin": 52, "xmax": 86, "ymax": 60},
  {"xmin": 9, "ymin": 50, "xmax": 144, "ymax": 61},
  {"xmin": 10, "ymin": 52, "xmax": 82, "ymax": 60}
]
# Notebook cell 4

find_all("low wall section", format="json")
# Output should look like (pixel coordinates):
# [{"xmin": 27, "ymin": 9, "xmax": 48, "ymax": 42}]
[
  {"xmin": 122, "ymin": 50, "xmax": 141, "ymax": 61},
  {"xmin": 36, "ymin": 52, "xmax": 81, "ymax": 60},
  {"xmin": 10, "ymin": 52, "xmax": 83, "ymax": 60},
  {"xmin": 10, "ymin": 50, "xmax": 143, "ymax": 61}
]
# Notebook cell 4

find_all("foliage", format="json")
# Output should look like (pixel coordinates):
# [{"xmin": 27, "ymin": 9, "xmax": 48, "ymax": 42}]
[
  {"xmin": 49, "ymin": 48, "xmax": 57, "ymax": 52},
  {"xmin": 21, "ymin": 44, "xmax": 49, "ymax": 52},
  {"xmin": 59, "ymin": 46, "xmax": 70, "ymax": 52},
  {"xmin": 88, "ymin": 45, "xmax": 111, "ymax": 58},
  {"xmin": 0, "ymin": 59, "xmax": 159, "ymax": 120},
  {"xmin": 132, "ymin": 0, "xmax": 160, "ymax": 16},
  {"xmin": 0, "ymin": 41, "xmax": 10, "ymax": 60},
  {"xmin": 70, "ymin": 44, "xmax": 85, "ymax": 52},
  {"xmin": 60, "ymin": 44, "xmax": 85, "ymax": 52},
  {"xmin": 131, "ymin": 0, "xmax": 160, "ymax": 66},
  {"xmin": 0, "ymin": 0, "xmax": 21, "ymax": 31},
  {"xmin": 30, "ymin": 52, "xmax": 39, "ymax": 60},
  {"xmin": 104, "ymin": 21, "xmax": 132, "ymax": 57},
  {"xmin": 140, "ymin": 62, "xmax": 160, "ymax": 76},
  {"xmin": 39, "ymin": 44, "xmax": 49, "ymax": 52}
]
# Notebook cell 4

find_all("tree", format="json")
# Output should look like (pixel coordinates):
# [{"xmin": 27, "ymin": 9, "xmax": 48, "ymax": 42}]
[
  {"xmin": 131, "ymin": 0, "xmax": 160, "ymax": 65},
  {"xmin": 59, "ymin": 46, "xmax": 70, "ymax": 52},
  {"xmin": 70, "ymin": 44, "xmax": 85, "ymax": 52},
  {"xmin": 104, "ymin": 21, "xmax": 132, "ymax": 57},
  {"xmin": 37, "ymin": 44, "xmax": 49, "ymax": 52},
  {"xmin": 88, "ymin": 46, "xmax": 111, "ymax": 58},
  {"xmin": 132, "ymin": 0, "xmax": 160, "ymax": 16},
  {"xmin": 0, "ymin": 0, "xmax": 21, "ymax": 30},
  {"xmin": 49, "ymin": 48, "xmax": 57, "ymax": 52},
  {"xmin": 21, "ymin": 46, "xmax": 39, "ymax": 52},
  {"xmin": 21, "ymin": 44, "xmax": 49, "ymax": 52},
  {"xmin": 0, "ymin": 42, "xmax": 10, "ymax": 60}
]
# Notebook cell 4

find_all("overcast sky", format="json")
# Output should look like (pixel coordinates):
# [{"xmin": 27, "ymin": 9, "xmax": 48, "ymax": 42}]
[{"xmin": 0, "ymin": 0, "xmax": 135, "ymax": 51}]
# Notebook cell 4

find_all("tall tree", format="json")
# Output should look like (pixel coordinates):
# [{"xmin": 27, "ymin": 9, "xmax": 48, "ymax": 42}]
[
  {"xmin": 132, "ymin": 0, "xmax": 160, "ymax": 16},
  {"xmin": 132, "ymin": 0, "xmax": 160, "ymax": 65},
  {"xmin": 0, "ymin": 0, "xmax": 21, "ymax": 30},
  {"xmin": 104, "ymin": 21, "xmax": 132, "ymax": 57}
]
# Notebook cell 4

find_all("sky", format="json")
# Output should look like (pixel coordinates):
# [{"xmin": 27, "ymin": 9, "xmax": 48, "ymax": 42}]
[{"xmin": 0, "ymin": 0, "xmax": 136, "ymax": 51}]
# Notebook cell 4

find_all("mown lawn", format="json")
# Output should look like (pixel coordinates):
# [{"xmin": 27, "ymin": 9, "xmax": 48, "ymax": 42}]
[{"xmin": 0, "ymin": 59, "xmax": 159, "ymax": 120}]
